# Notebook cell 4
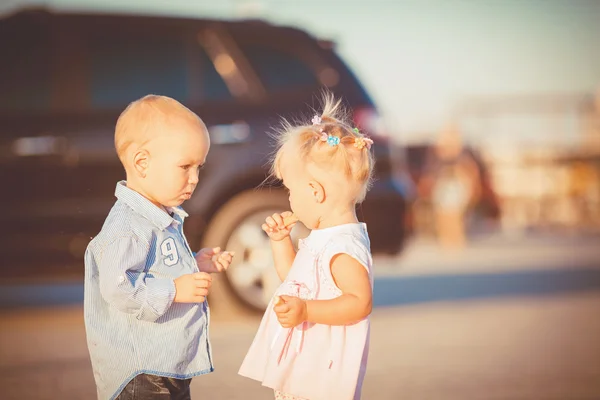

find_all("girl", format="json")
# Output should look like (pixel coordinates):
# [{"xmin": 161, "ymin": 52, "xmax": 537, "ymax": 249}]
[{"xmin": 238, "ymin": 93, "xmax": 375, "ymax": 400}]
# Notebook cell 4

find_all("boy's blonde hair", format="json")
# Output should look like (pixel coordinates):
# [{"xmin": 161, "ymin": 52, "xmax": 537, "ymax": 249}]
[
  {"xmin": 271, "ymin": 92, "xmax": 375, "ymax": 203},
  {"xmin": 114, "ymin": 94, "xmax": 201, "ymax": 165}
]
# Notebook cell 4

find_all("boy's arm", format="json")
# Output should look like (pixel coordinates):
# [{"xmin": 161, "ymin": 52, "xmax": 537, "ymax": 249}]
[
  {"xmin": 270, "ymin": 236, "xmax": 296, "ymax": 281},
  {"xmin": 97, "ymin": 235, "xmax": 176, "ymax": 322}
]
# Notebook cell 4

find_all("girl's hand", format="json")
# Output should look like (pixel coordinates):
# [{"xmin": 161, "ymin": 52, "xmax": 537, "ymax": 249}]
[
  {"xmin": 262, "ymin": 211, "xmax": 297, "ymax": 242},
  {"xmin": 273, "ymin": 295, "xmax": 307, "ymax": 328},
  {"xmin": 195, "ymin": 247, "xmax": 234, "ymax": 273}
]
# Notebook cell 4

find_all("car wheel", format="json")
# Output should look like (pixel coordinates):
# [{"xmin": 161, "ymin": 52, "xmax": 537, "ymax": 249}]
[{"xmin": 201, "ymin": 189, "xmax": 309, "ymax": 316}]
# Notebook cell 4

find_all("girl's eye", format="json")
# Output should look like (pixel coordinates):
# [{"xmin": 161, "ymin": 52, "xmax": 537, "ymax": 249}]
[{"xmin": 181, "ymin": 165, "xmax": 191, "ymax": 171}]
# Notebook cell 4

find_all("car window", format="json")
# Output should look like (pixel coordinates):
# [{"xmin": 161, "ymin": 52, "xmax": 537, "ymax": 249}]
[
  {"xmin": 195, "ymin": 49, "xmax": 232, "ymax": 102},
  {"xmin": 0, "ymin": 17, "xmax": 52, "ymax": 114},
  {"xmin": 87, "ymin": 32, "xmax": 232, "ymax": 109},
  {"xmin": 238, "ymin": 43, "xmax": 318, "ymax": 92},
  {"xmin": 88, "ymin": 33, "xmax": 189, "ymax": 109}
]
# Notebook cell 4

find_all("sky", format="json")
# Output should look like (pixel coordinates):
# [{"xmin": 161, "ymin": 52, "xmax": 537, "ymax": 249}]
[{"xmin": 2, "ymin": 0, "xmax": 600, "ymax": 144}]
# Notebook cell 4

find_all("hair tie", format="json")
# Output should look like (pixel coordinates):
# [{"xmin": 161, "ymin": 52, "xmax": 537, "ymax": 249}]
[
  {"xmin": 327, "ymin": 135, "xmax": 341, "ymax": 147},
  {"xmin": 354, "ymin": 137, "xmax": 373, "ymax": 150}
]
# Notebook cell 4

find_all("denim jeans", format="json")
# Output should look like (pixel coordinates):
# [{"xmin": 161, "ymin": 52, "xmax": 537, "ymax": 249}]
[{"xmin": 116, "ymin": 374, "xmax": 192, "ymax": 400}]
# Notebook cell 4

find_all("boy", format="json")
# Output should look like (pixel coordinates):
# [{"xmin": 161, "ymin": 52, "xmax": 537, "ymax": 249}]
[{"xmin": 84, "ymin": 95, "xmax": 233, "ymax": 399}]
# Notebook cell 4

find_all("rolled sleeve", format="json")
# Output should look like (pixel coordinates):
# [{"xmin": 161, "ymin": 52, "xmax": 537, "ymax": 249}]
[
  {"xmin": 98, "ymin": 235, "xmax": 176, "ymax": 322},
  {"xmin": 141, "ymin": 278, "xmax": 176, "ymax": 321}
]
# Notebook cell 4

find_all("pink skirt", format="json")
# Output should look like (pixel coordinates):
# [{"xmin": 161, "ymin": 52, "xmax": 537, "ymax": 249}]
[{"xmin": 238, "ymin": 299, "xmax": 369, "ymax": 400}]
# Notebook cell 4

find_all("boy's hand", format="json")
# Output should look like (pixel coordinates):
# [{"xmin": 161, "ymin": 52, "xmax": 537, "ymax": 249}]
[
  {"xmin": 173, "ymin": 272, "xmax": 212, "ymax": 303},
  {"xmin": 273, "ymin": 295, "xmax": 307, "ymax": 328},
  {"xmin": 195, "ymin": 247, "xmax": 234, "ymax": 273},
  {"xmin": 262, "ymin": 211, "xmax": 297, "ymax": 242}
]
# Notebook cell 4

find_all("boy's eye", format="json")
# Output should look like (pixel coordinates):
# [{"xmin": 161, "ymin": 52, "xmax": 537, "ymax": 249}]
[{"xmin": 181, "ymin": 164, "xmax": 204, "ymax": 174}]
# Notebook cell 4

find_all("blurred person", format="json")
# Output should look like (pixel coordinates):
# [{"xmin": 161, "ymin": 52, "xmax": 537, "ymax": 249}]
[
  {"xmin": 84, "ymin": 95, "xmax": 234, "ymax": 400},
  {"xmin": 567, "ymin": 88, "xmax": 600, "ymax": 228},
  {"xmin": 568, "ymin": 161, "xmax": 600, "ymax": 226},
  {"xmin": 403, "ymin": 136, "xmax": 498, "ymax": 241},
  {"xmin": 431, "ymin": 164, "xmax": 472, "ymax": 247},
  {"xmin": 430, "ymin": 124, "xmax": 481, "ymax": 248},
  {"xmin": 239, "ymin": 93, "xmax": 374, "ymax": 400}
]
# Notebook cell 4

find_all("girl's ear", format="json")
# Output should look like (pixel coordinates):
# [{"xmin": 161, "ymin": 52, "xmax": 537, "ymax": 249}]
[
  {"xmin": 308, "ymin": 180, "xmax": 325, "ymax": 203},
  {"xmin": 133, "ymin": 149, "xmax": 150, "ymax": 178}
]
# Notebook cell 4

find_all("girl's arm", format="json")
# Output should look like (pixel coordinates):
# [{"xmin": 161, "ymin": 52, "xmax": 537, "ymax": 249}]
[
  {"xmin": 275, "ymin": 254, "xmax": 372, "ymax": 327},
  {"xmin": 271, "ymin": 236, "xmax": 296, "ymax": 281},
  {"xmin": 263, "ymin": 212, "xmax": 297, "ymax": 281},
  {"xmin": 305, "ymin": 254, "xmax": 372, "ymax": 325}
]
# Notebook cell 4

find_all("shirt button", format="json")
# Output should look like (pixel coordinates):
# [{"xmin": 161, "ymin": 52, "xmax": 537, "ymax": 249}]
[{"xmin": 118, "ymin": 276, "xmax": 125, "ymax": 283}]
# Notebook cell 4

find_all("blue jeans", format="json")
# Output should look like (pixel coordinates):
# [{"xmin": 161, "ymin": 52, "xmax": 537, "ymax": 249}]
[{"xmin": 116, "ymin": 374, "xmax": 192, "ymax": 400}]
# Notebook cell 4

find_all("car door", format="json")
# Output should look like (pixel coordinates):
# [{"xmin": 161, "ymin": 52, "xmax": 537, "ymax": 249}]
[
  {"xmin": 0, "ymin": 12, "xmax": 202, "ymax": 278},
  {"xmin": 0, "ymin": 12, "xmax": 88, "ymax": 277}
]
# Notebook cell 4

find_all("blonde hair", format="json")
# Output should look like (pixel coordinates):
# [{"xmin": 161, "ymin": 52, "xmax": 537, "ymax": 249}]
[
  {"xmin": 114, "ymin": 94, "xmax": 201, "ymax": 164},
  {"xmin": 270, "ymin": 92, "xmax": 375, "ymax": 203}
]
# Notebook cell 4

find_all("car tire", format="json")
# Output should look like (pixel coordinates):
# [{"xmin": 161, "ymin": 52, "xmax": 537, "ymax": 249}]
[{"xmin": 201, "ymin": 189, "xmax": 308, "ymax": 318}]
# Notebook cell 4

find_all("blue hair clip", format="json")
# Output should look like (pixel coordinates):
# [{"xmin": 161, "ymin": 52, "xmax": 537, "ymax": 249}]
[{"xmin": 327, "ymin": 135, "xmax": 340, "ymax": 147}]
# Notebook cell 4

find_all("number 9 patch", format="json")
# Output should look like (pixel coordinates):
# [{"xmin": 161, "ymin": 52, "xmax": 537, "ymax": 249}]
[{"xmin": 160, "ymin": 237, "xmax": 179, "ymax": 266}]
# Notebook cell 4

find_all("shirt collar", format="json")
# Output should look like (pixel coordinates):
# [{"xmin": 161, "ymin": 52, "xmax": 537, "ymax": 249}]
[
  {"xmin": 166, "ymin": 206, "xmax": 189, "ymax": 219},
  {"xmin": 114, "ymin": 181, "xmax": 188, "ymax": 230}
]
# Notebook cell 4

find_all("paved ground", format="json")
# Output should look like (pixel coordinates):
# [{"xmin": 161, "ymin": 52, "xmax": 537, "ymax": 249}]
[{"xmin": 1, "ymin": 232, "xmax": 599, "ymax": 399}]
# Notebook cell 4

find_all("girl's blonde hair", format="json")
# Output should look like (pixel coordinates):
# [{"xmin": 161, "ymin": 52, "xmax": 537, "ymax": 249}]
[{"xmin": 270, "ymin": 92, "xmax": 375, "ymax": 203}]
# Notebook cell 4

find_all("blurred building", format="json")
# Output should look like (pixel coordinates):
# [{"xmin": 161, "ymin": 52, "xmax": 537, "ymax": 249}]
[{"xmin": 457, "ymin": 92, "xmax": 600, "ymax": 232}]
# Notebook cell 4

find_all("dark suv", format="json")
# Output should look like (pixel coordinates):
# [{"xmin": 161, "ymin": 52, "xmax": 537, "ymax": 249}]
[{"xmin": 0, "ymin": 9, "xmax": 407, "ymax": 312}]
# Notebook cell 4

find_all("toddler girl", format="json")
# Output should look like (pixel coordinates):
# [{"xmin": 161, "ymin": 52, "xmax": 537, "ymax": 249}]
[{"xmin": 239, "ymin": 93, "xmax": 375, "ymax": 400}]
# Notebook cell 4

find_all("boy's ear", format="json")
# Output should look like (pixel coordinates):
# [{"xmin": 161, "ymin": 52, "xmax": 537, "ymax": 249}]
[
  {"xmin": 308, "ymin": 180, "xmax": 325, "ymax": 203},
  {"xmin": 133, "ymin": 149, "xmax": 150, "ymax": 178}
]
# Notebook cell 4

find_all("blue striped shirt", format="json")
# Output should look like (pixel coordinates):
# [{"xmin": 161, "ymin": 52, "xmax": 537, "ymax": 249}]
[{"xmin": 84, "ymin": 181, "xmax": 213, "ymax": 400}]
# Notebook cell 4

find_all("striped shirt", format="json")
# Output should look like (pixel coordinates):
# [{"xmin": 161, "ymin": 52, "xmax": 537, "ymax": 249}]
[{"xmin": 84, "ymin": 181, "xmax": 213, "ymax": 400}]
